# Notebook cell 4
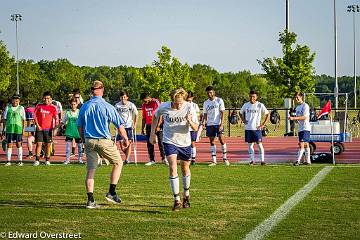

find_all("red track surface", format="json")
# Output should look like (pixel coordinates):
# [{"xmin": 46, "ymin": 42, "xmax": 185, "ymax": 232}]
[{"xmin": 1, "ymin": 136, "xmax": 359, "ymax": 164}]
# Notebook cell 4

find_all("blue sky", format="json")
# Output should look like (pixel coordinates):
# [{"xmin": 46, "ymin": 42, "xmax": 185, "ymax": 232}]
[{"xmin": 0, "ymin": 0, "xmax": 359, "ymax": 76}]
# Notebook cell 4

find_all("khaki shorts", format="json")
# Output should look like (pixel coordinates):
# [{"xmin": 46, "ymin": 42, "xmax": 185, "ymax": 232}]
[{"xmin": 85, "ymin": 138, "xmax": 122, "ymax": 169}]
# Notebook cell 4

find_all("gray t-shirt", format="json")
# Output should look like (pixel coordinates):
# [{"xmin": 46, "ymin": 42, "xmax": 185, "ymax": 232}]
[
  {"xmin": 114, "ymin": 101, "xmax": 138, "ymax": 128},
  {"xmin": 295, "ymin": 102, "xmax": 311, "ymax": 132},
  {"xmin": 155, "ymin": 101, "xmax": 193, "ymax": 147}
]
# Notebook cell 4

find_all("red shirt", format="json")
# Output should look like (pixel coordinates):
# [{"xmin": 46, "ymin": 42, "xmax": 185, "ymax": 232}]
[
  {"xmin": 34, "ymin": 104, "xmax": 58, "ymax": 130},
  {"xmin": 142, "ymin": 98, "xmax": 160, "ymax": 125}
]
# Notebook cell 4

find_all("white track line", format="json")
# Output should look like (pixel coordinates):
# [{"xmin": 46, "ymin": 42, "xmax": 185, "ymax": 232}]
[{"xmin": 244, "ymin": 166, "xmax": 334, "ymax": 240}]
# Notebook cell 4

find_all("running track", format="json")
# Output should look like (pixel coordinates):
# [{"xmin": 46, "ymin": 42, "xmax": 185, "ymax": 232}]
[{"xmin": 1, "ymin": 136, "xmax": 359, "ymax": 164}]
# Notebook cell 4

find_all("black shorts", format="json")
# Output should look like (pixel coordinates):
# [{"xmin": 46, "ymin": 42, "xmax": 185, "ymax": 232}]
[
  {"xmin": 35, "ymin": 130, "xmax": 53, "ymax": 143},
  {"xmin": 65, "ymin": 136, "xmax": 82, "ymax": 143},
  {"xmin": 6, "ymin": 133, "xmax": 23, "ymax": 143}
]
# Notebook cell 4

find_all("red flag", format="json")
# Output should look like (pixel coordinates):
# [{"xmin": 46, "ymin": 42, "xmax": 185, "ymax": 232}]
[{"xmin": 317, "ymin": 100, "xmax": 331, "ymax": 119}]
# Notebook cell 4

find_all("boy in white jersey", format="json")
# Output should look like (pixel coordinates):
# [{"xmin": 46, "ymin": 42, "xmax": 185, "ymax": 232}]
[
  {"xmin": 240, "ymin": 90, "xmax": 269, "ymax": 165},
  {"xmin": 201, "ymin": 86, "xmax": 229, "ymax": 166},
  {"xmin": 186, "ymin": 91, "xmax": 200, "ymax": 165},
  {"xmin": 289, "ymin": 92, "xmax": 311, "ymax": 165},
  {"xmin": 2, "ymin": 95, "xmax": 26, "ymax": 166},
  {"xmin": 150, "ymin": 88, "xmax": 198, "ymax": 211},
  {"xmin": 115, "ymin": 91, "xmax": 138, "ymax": 164}
]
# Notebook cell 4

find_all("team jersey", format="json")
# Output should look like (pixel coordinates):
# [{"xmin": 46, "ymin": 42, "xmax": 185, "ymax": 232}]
[
  {"xmin": 189, "ymin": 102, "xmax": 200, "ymax": 131},
  {"xmin": 3, "ymin": 105, "xmax": 26, "ymax": 134},
  {"xmin": 295, "ymin": 102, "xmax": 311, "ymax": 132},
  {"xmin": 62, "ymin": 109, "xmax": 80, "ymax": 138},
  {"xmin": 34, "ymin": 104, "xmax": 58, "ymax": 130},
  {"xmin": 203, "ymin": 97, "xmax": 225, "ymax": 126},
  {"xmin": 240, "ymin": 101, "xmax": 269, "ymax": 130},
  {"xmin": 155, "ymin": 101, "xmax": 193, "ymax": 147},
  {"xmin": 142, "ymin": 98, "xmax": 161, "ymax": 125},
  {"xmin": 115, "ymin": 101, "xmax": 138, "ymax": 128}
]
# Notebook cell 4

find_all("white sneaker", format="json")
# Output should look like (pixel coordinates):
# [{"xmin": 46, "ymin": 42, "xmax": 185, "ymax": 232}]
[
  {"xmin": 64, "ymin": 160, "xmax": 70, "ymax": 165},
  {"xmin": 208, "ymin": 162, "xmax": 217, "ymax": 167},
  {"xmin": 145, "ymin": 161, "xmax": 156, "ymax": 166},
  {"xmin": 17, "ymin": 162, "xmax": 23, "ymax": 166},
  {"xmin": 45, "ymin": 161, "xmax": 51, "ymax": 166},
  {"xmin": 162, "ymin": 159, "xmax": 169, "ymax": 166},
  {"xmin": 5, "ymin": 162, "xmax": 11, "ymax": 166},
  {"xmin": 33, "ymin": 161, "xmax": 40, "ymax": 166},
  {"xmin": 224, "ymin": 159, "xmax": 230, "ymax": 166},
  {"xmin": 78, "ymin": 160, "xmax": 84, "ymax": 164}
]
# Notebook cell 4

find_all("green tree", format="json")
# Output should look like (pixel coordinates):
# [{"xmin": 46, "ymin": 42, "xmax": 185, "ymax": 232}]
[
  {"xmin": 258, "ymin": 30, "xmax": 316, "ymax": 98},
  {"xmin": 0, "ymin": 41, "xmax": 14, "ymax": 93}
]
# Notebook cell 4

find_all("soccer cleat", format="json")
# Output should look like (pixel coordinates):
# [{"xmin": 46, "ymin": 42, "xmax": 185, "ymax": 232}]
[
  {"xmin": 5, "ymin": 162, "xmax": 11, "ymax": 166},
  {"xmin": 303, "ymin": 162, "xmax": 311, "ymax": 165},
  {"xmin": 162, "ymin": 159, "xmax": 169, "ymax": 166},
  {"xmin": 190, "ymin": 159, "xmax": 196, "ymax": 165},
  {"xmin": 64, "ymin": 160, "xmax": 70, "ymax": 165},
  {"xmin": 293, "ymin": 161, "xmax": 300, "ymax": 166},
  {"xmin": 124, "ymin": 160, "xmax": 129, "ymax": 165},
  {"xmin": 28, "ymin": 152, "xmax": 33, "ymax": 159},
  {"xmin": 261, "ymin": 161, "xmax": 267, "ymax": 166},
  {"xmin": 208, "ymin": 162, "xmax": 216, "ymax": 167},
  {"xmin": 78, "ymin": 160, "xmax": 84, "ymax": 164},
  {"xmin": 86, "ymin": 200, "xmax": 98, "ymax": 209},
  {"xmin": 182, "ymin": 196, "xmax": 190, "ymax": 208},
  {"xmin": 223, "ymin": 159, "xmax": 230, "ymax": 166},
  {"xmin": 249, "ymin": 161, "xmax": 255, "ymax": 166},
  {"xmin": 33, "ymin": 161, "xmax": 40, "ymax": 166},
  {"xmin": 145, "ymin": 161, "xmax": 156, "ymax": 166},
  {"xmin": 105, "ymin": 192, "xmax": 121, "ymax": 204},
  {"xmin": 172, "ymin": 200, "xmax": 182, "ymax": 211},
  {"xmin": 45, "ymin": 161, "xmax": 51, "ymax": 166},
  {"xmin": 17, "ymin": 162, "xmax": 23, "ymax": 166}
]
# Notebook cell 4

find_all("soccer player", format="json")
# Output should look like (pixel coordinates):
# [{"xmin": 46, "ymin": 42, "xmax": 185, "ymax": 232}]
[
  {"xmin": 240, "ymin": 90, "xmax": 269, "ymax": 165},
  {"xmin": 115, "ymin": 91, "xmax": 138, "ymax": 164},
  {"xmin": 186, "ymin": 91, "xmax": 200, "ymax": 165},
  {"xmin": 289, "ymin": 92, "xmax": 311, "ymax": 166},
  {"xmin": 33, "ymin": 92, "xmax": 58, "ymax": 166},
  {"xmin": 201, "ymin": 86, "xmax": 229, "ymax": 166},
  {"xmin": 2, "ymin": 95, "xmax": 26, "ymax": 166},
  {"xmin": 57, "ymin": 98, "xmax": 83, "ymax": 164},
  {"xmin": 140, "ymin": 92, "xmax": 167, "ymax": 166},
  {"xmin": 150, "ymin": 88, "xmax": 198, "ymax": 211},
  {"xmin": 77, "ymin": 80, "xmax": 129, "ymax": 209}
]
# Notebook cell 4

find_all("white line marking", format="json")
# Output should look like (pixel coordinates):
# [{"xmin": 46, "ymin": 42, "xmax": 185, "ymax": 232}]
[{"xmin": 244, "ymin": 166, "xmax": 334, "ymax": 240}]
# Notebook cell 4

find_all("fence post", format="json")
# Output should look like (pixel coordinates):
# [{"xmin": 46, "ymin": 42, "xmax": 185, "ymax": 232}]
[{"xmin": 228, "ymin": 109, "xmax": 231, "ymax": 137}]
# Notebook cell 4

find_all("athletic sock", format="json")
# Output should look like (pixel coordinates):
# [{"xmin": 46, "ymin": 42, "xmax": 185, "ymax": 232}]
[
  {"xmin": 248, "ymin": 143, "xmax": 255, "ymax": 161},
  {"xmin": 296, "ymin": 148, "xmax": 305, "ymax": 162},
  {"xmin": 17, "ymin": 147, "xmax": 23, "ymax": 161},
  {"xmin": 78, "ymin": 143, "xmax": 83, "ymax": 161},
  {"xmin": 222, "ymin": 144, "xmax": 227, "ymax": 159},
  {"xmin": 257, "ymin": 143, "xmax": 264, "ymax": 162},
  {"xmin": 35, "ymin": 155, "xmax": 40, "ymax": 161},
  {"xmin": 65, "ymin": 141, "xmax": 71, "ymax": 161},
  {"xmin": 210, "ymin": 145, "xmax": 217, "ymax": 162},
  {"xmin": 169, "ymin": 176, "xmax": 180, "ymax": 201},
  {"xmin": 71, "ymin": 146, "xmax": 75, "ymax": 155},
  {"xmin": 87, "ymin": 192, "xmax": 94, "ymax": 202},
  {"xmin": 109, "ymin": 184, "xmax": 117, "ymax": 195},
  {"xmin": 7, "ymin": 147, "xmax": 12, "ymax": 161},
  {"xmin": 305, "ymin": 147, "xmax": 311, "ymax": 163},
  {"xmin": 182, "ymin": 174, "xmax": 191, "ymax": 197},
  {"xmin": 191, "ymin": 147, "xmax": 197, "ymax": 160}
]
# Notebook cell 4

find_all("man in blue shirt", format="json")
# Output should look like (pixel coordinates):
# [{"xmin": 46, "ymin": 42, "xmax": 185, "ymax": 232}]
[{"xmin": 77, "ymin": 80, "xmax": 129, "ymax": 209}]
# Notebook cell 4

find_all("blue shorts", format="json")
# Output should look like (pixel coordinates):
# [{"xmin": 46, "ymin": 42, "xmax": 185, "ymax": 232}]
[
  {"xmin": 245, "ymin": 130, "xmax": 262, "ymax": 143},
  {"xmin": 190, "ymin": 131, "xmax": 197, "ymax": 142},
  {"xmin": 163, "ymin": 143, "xmax": 191, "ymax": 161},
  {"xmin": 206, "ymin": 125, "xmax": 224, "ymax": 137},
  {"xmin": 298, "ymin": 131, "xmax": 310, "ymax": 142},
  {"xmin": 6, "ymin": 133, "xmax": 23, "ymax": 143},
  {"xmin": 116, "ymin": 128, "xmax": 134, "ymax": 141}
]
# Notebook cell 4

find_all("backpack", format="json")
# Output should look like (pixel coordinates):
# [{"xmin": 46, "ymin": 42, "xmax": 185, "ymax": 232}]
[
  {"xmin": 270, "ymin": 109, "xmax": 280, "ymax": 124},
  {"xmin": 261, "ymin": 126, "xmax": 269, "ymax": 137},
  {"xmin": 229, "ymin": 110, "xmax": 240, "ymax": 125},
  {"xmin": 309, "ymin": 107, "xmax": 317, "ymax": 122},
  {"xmin": 310, "ymin": 153, "xmax": 333, "ymax": 164}
]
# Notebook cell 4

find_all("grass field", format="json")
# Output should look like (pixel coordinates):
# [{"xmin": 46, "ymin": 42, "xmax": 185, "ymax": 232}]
[{"xmin": 0, "ymin": 164, "xmax": 359, "ymax": 240}]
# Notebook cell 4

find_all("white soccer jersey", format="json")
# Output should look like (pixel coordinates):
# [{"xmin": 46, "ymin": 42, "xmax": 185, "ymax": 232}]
[
  {"xmin": 203, "ymin": 97, "xmax": 225, "ymax": 126},
  {"xmin": 114, "ymin": 101, "xmax": 138, "ymax": 128},
  {"xmin": 295, "ymin": 102, "xmax": 311, "ymax": 132},
  {"xmin": 155, "ymin": 101, "xmax": 193, "ymax": 147},
  {"xmin": 240, "ymin": 101, "xmax": 269, "ymax": 130}
]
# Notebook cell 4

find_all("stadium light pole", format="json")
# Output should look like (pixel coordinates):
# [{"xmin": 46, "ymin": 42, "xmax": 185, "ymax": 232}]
[
  {"xmin": 11, "ymin": 13, "xmax": 22, "ymax": 95},
  {"xmin": 334, "ymin": 0, "xmax": 339, "ymax": 109},
  {"xmin": 285, "ymin": 0, "xmax": 292, "ymax": 135},
  {"xmin": 347, "ymin": 5, "xmax": 359, "ymax": 108}
]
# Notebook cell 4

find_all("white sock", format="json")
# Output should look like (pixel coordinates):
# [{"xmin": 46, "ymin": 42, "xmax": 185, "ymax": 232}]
[
  {"xmin": 78, "ymin": 143, "xmax": 83, "ymax": 161},
  {"xmin": 257, "ymin": 143, "xmax": 264, "ymax": 162},
  {"xmin": 305, "ymin": 147, "xmax": 311, "ymax": 163},
  {"xmin": 210, "ymin": 145, "xmax": 217, "ymax": 162},
  {"xmin": 222, "ymin": 144, "xmax": 227, "ymax": 160},
  {"xmin": 182, "ymin": 174, "xmax": 191, "ymax": 197},
  {"xmin": 17, "ymin": 147, "xmax": 23, "ymax": 161},
  {"xmin": 191, "ymin": 147, "xmax": 197, "ymax": 160},
  {"xmin": 65, "ymin": 141, "xmax": 71, "ymax": 161},
  {"xmin": 248, "ymin": 143, "xmax": 255, "ymax": 161},
  {"xmin": 7, "ymin": 148, "xmax": 12, "ymax": 161},
  {"xmin": 296, "ymin": 148, "xmax": 305, "ymax": 162},
  {"xmin": 169, "ymin": 176, "xmax": 180, "ymax": 201}
]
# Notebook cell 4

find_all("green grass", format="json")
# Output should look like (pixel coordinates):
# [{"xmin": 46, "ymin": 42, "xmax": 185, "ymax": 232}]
[{"xmin": 0, "ymin": 164, "xmax": 359, "ymax": 239}]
